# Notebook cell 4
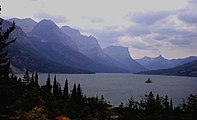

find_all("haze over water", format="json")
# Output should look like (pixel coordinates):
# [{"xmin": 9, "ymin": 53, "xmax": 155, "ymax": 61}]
[{"xmin": 17, "ymin": 73, "xmax": 197, "ymax": 106}]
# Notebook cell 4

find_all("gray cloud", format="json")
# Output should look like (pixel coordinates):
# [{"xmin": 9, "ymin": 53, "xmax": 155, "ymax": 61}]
[
  {"xmin": 126, "ymin": 26, "xmax": 151, "ymax": 36},
  {"xmin": 35, "ymin": 12, "xmax": 68, "ymax": 23},
  {"xmin": 81, "ymin": 16, "xmax": 104, "ymax": 23},
  {"xmin": 80, "ymin": 0, "xmax": 197, "ymax": 57},
  {"xmin": 169, "ymin": 38, "xmax": 193, "ymax": 46},
  {"xmin": 104, "ymin": 25, "xmax": 119, "ymax": 30},
  {"xmin": 127, "ymin": 11, "xmax": 169, "ymax": 26},
  {"xmin": 177, "ymin": 0, "xmax": 197, "ymax": 24},
  {"xmin": 131, "ymin": 44, "xmax": 158, "ymax": 51},
  {"xmin": 95, "ymin": 30, "xmax": 124, "ymax": 47},
  {"xmin": 87, "ymin": 29, "xmax": 124, "ymax": 47},
  {"xmin": 154, "ymin": 35, "xmax": 168, "ymax": 41},
  {"xmin": 178, "ymin": 11, "xmax": 197, "ymax": 24},
  {"xmin": 189, "ymin": 0, "xmax": 197, "ymax": 4},
  {"xmin": 155, "ymin": 28, "xmax": 178, "ymax": 36}
]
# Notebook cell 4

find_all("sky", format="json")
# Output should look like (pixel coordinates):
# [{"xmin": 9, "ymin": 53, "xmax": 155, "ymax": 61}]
[{"xmin": 1, "ymin": 0, "xmax": 197, "ymax": 59}]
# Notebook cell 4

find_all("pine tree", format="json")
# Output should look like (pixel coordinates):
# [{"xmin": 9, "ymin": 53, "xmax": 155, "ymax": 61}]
[
  {"xmin": 53, "ymin": 75, "xmax": 58, "ymax": 97},
  {"xmin": 58, "ymin": 83, "xmax": 62, "ymax": 97},
  {"xmin": 35, "ymin": 72, "xmax": 38, "ymax": 85},
  {"xmin": 77, "ymin": 84, "xmax": 83, "ymax": 98},
  {"xmin": 23, "ymin": 69, "xmax": 30, "ymax": 84},
  {"xmin": 63, "ymin": 78, "xmax": 69, "ymax": 100},
  {"xmin": 46, "ymin": 73, "xmax": 51, "ymax": 87},
  {"xmin": 170, "ymin": 98, "xmax": 173, "ymax": 111},
  {"xmin": 0, "ymin": 19, "xmax": 16, "ymax": 79},
  {"xmin": 71, "ymin": 83, "xmax": 77, "ymax": 99},
  {"xmin": 163, "ymin": 95, "xmax": 170, "ymax": 111}
]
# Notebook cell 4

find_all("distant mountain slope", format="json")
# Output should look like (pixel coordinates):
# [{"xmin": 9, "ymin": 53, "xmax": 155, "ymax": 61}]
[
  {"xmin": 136, "ymin": 55, "xmax": 197, "ymax": 70},
  {"xmin": 10, "ymin": 43, "xmax": 93, "ymax": 74},
  {"xmin": 30, "ymin": 19, "xmax": 78, "ymax": 51},
  {"xmin": 137, "ymin": 60, "xmax": 197, "ymax": 77},
  {"xmin": 61, "ymin": 26, "xmax": 123, "ymax": 67},
  {"xmin": 8, "ymin": 18, "xmax": 37, "ymax": 33},
  {"xmin": 136, "ymin": 55, "xmax": 175, "ymax": 70},
  {"xmin": 103, "ymin": 46, "xmax": 147, "ymax": 72},
  {"xmin": 2, "ymin": 18, "xmax": 93, "ymax": 73},
  {"xmin": 29, "ymin": 20, "xmax": 127, "ymax": 73},
  {"xmin": 170, "ymin": 56, "xmax": 197, "ymax": 66}
]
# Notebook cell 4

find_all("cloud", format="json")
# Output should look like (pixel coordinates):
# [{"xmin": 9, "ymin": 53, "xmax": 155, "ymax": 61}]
[
  {"xmin": 189, "ymin": 0, "xmax": 197, "ymax": 4},
  {"xmin": 81, "ymin": 16, "xmax": 104, "ymax": 23},
  {"xmin": 169, "ymin": 38, "xmax": 193, "ymax": 46},
  {"xmin": 126, "ymin": 25, "xmax": 151, "ymax": 36},
  {"xmin": 34, "ymin": 12, "xmax": 68, "ymax": 23},
  {"xmin": 60, "ymin": 0, "xmax": 197, "ymax": 58},
  {"xmin": 176, "ymin": 0, "xmax": 197, "ymax": 24},
  {"xmin": 177, "ymin": 8, "xmax": 197, "ymax": 24},
  {"xmin": 126, "ymin": 11, "xmax": 170, "ymax": 26},
  {"xmin": 153, "ymin": 35, "xmax": 168, "ymax": 41}
]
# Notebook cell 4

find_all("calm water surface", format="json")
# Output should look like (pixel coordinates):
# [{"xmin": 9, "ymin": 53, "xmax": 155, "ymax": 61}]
[{"xmin": 17, "ymin": 73, "xmax": 197, "ymax": 106}]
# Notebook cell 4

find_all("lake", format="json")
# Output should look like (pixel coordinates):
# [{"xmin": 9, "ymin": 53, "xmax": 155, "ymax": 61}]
[{"xmin": 17, "ymin": 73, "xmax": 197, "ymax": 106}]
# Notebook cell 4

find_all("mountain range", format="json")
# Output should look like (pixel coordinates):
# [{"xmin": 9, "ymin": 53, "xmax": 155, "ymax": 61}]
[
  {"xmin": 2, "ymin": 17, "xmax": 197, "ymax": 74},
  {"xmin": 137, "ymin": 60, "xmax": 197, "ymax": 77},
  {"xmin": 136, "ymin": 55, "xmax": 197, "ymax": 70},
  {"xmin": 1, "ymin": 18, "xmax": 128, "ymax": 73}
]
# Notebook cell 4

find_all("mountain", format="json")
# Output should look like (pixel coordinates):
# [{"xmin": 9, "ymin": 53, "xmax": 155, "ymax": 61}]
[
  {"xmin": 136, "ymin": 55, "xmax": 176, "ymax": 70},
  {"xmin": 28, "ymin": 20, "xmax": 127, "ymax": 73},
  {"xmin": 136, "ymin": 55, "xmax": 197, "ymax": 70},
  {"xmin": 137, "ymin": 60, "xmax": 197, "ymax": 77},
  {"xmin": 8, "ymin": 18, "xmax": 37, "ymax": 33},
  {"xmin": 103, "ymin": 46, "xmax": 147, "ymax": 72},
  {"xmin": 2, "ymin": 18, "xmax": 93, "ymax": 73},
  {"xmin": 61, "ymin": 26, "xmax": 121, "ymax": 66},
  {"xmin": 30, "ymin": 19, "xmax": 78, "ymax": 51},
  {"xmin": 170, "ymin": 56, "xmax": 197, "ymax": 66}
]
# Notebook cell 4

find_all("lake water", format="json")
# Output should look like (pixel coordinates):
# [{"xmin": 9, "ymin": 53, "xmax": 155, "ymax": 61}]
[{"xmin": 17, "ymin": 73, "xmax": 197, "ymax": 106}]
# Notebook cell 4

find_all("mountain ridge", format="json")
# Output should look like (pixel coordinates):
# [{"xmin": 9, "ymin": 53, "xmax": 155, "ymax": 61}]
[
  {"xmin": 2, "ymin": 18, "xmax": 93, "ymax": 73},
  {"xmin": 136, "ymin": 60, "xmax": 197, "ymax": 77},
  {"xmin": 136, "ymin": 55, "xmax": 197, "ymax": 70}
]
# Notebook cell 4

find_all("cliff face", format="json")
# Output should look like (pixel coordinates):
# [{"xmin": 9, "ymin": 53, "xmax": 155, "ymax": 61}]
[
  {"xmin": 8, "ymin": 18, "xmax": 37, "ymax": 33},
  {"xmin": 61, "ymin": 26, "xmax": 121, "ymax": 67},
  {"xmin": 103, "ymin": 46, "xmax": 147, "ymax": 72},
  {"xmin": 30, "ymin": 19, "xmax": 78, "ymax": 51}
]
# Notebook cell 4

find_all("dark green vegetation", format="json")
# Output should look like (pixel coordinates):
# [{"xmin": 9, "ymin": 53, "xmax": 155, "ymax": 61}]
[
  {"xmin": 0, "ymin": 71, "xmax": 111, "ymax": 120},
  {"xmin": 137, "ymin": 60, "xmax": 197, "ymax": 77},
  {"xmin": 115, "ymin": 92, "xmax": 197, "ymax": 120}
]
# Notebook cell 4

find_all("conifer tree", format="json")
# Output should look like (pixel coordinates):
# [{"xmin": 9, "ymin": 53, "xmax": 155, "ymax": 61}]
[
  {"xmin": 35, "ymin": 72, "xmax": 38, "ymax": 85},
  {"xmin": 163, "ymin": 95, "xmax": 170, "ymax": 111},
  {"xmin": 46, "ymin": 73, "xmax": 51, "ymax": 87},
  {"xmin": 0, "ymin": 19, "xmax": 16, "ymax": 79},
  {"xmin": 77, "ymin": 84, "xmax": 83, "ymax": 98},
  {"xmin": 53, "ymin": 75, "xmax": 58, "ymax": 97},
  {"xmin": 170, "ymin": 98, "xmax": 173, "ymax": 111},
  {"xmin": 23, "ymin": 69, "xmax": 30, "ymax": 84},
  {"xmin": 63, "ymin": 79, "xmax": 69, "ymax": 99},
  {"xmin": 58, "ymin": 83, "xmax": 62, "ymax": 97},
  {"xmin": 71, "ymin": 83, "xmax": 77, "ymax": 99}
]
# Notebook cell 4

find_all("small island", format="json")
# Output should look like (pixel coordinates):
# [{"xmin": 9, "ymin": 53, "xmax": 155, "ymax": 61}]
[{"xmin": 145, "ymin": 78, "xmax": 152, "ymax": 83}]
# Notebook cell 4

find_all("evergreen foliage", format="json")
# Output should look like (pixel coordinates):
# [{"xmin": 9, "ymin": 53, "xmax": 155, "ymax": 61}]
[{"xmin": 0, "ymin": 18, "xmax": 16, "ymax": 79}]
